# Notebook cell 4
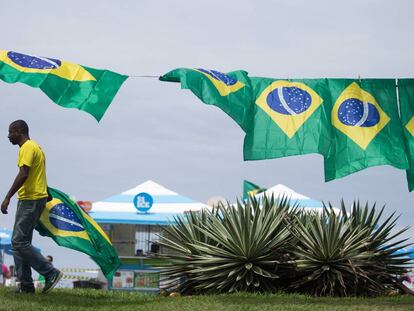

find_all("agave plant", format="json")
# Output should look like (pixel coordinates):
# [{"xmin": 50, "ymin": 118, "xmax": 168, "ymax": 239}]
[
  {"xmin": 336, "ymin": 201, "xmax": 412, "ymax": 294},
  {"xmin": 158, "ymin": 196, "xmax": 297, "ymax": 293},
  {"xmin": 155, "ymin": 207, "xmax": 220, "ymax": 292},
  {"xmin": 290, "ymin": 201, "xmax": 412, "ymax": 296}
]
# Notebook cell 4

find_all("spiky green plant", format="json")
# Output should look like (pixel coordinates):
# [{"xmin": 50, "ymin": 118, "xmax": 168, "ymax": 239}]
[
  {"xmin": 290, "ymin": 202, "xmax": 411, "ymax": 296},
  {"xmin": 158, "ymin": 196, "xmax": 297, "ymax": 293},
  {"xmin": 336, "ymin": 201, "xmax": 412, "ymax": 294}
]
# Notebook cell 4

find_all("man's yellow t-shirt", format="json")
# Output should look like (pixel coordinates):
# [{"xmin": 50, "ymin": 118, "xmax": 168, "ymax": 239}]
[{"xmin": 17, "ymin": 140, "xmax": 48, "ymax": 200}]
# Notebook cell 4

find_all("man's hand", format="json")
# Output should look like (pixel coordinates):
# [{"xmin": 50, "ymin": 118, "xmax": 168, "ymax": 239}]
[
  {"xmin": 1, "ymin": 198, "xmax": 9, "ymax": 214},
  {"xmin": 2, "ymin": 165, "xmax": 30, "ymax": 215}
]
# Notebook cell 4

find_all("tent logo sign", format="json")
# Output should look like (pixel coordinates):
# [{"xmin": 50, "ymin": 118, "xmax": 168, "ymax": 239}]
[{"xmin": 133, "ymin": 192, "xmax": 153, "ymax": 213}]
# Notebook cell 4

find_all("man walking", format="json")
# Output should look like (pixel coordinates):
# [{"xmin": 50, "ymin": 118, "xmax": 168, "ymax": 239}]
[{"xmin": 1, "ymin": 120, "xmax": 62, "ymax": 293}]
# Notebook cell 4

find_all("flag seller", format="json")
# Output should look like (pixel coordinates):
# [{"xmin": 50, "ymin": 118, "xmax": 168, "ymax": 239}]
[{"xmin": 1, "ymin": 120, "xmax": 63, "ymax": 294}]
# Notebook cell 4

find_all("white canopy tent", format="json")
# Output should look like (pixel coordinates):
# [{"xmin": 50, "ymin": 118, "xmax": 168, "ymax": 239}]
[
  {"xmin": 89, "ymin": 180, "xmax": 209, "ymax": 255},
  {"xmin": 254, "ymin": 184, "xmax": 340, "ymax": 214},
  {"xmin": 90, "ymin": 180, "xmax": 209, "ymax": 225}
]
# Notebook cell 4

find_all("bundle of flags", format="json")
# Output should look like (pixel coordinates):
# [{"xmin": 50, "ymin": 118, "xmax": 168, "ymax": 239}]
[
  {"xmin": 36, "ymin": 187, "xmax": 121, "ymax": 279},
  {"xmin": 160, "ymin": 68, "xmax": 414, "ymax": 190}
]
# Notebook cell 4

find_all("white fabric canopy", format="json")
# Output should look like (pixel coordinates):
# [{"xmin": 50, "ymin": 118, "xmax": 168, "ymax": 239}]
[
  {"xmin": 255, "ymin": 184, "xmax": 340, "ymax": 214},
  {"xmin": 90, "ymin": 180, "xmax": 209, "ymax": 225}
]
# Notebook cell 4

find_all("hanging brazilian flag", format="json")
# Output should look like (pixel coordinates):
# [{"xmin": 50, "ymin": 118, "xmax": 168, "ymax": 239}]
[
  {"xmin": 248, "ymin": 77, "xmax": 333, "ymax": 160},
  {"xmin": 36, "ymin": 187, "xmax": 121, "ymax": 279},
  {"xmin": 161, "ymin": 69, "xmax": 410, "ymax": 184},
  {"xmin": 398, "ymin": 79, "xmax": 414, "ymax": 191},
  {"xmin": 160, "ymin": 68, "xmax": 253, "ymax": 132},
  {"xmin": 0, "ymin": 50, "xmax": 127, "ymax": 121},
  {"xmin": 325, "ymin": 79, "xmax": 408, "ymax": 180},
  {"xmin": 243, "ymin": 180, "xmax": 266, "ymax": 199},
  {"xmin": 161, "ymin": 69, "xmax": 333, "ymax": 161}
]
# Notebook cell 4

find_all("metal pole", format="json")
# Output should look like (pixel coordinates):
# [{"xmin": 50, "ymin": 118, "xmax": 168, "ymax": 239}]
[{"xmin": 147, "ymin": 225, "xmax": 150, "ymax": 254}]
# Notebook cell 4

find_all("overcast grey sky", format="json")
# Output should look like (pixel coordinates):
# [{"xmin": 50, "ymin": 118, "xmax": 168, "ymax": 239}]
[{"xmin": 0, "ymin": 0, "xmax": 413, "ymax": 269}]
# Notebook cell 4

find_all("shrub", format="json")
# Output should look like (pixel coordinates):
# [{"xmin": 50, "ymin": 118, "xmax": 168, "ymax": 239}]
[
  {"xmin": 158, "ymin": 196, "xmax": 296, "ymax": 293},
  {"xmin": 158, "ymin": 197, "xmax": 412, "ymax": 296}
]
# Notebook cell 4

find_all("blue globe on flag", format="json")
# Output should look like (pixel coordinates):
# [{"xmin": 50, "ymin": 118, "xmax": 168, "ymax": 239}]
[
  {"xmin": 266, "ymin": 86, "xmax": 312, "ymax": 115},
  {"xmin": 49, "ymin": 203, "xmax": 84, "ymax": 232},
  {"xmin": 338, "ymin": 98, "xmax": 380, "ymax": 127},
  {"xmin": 196, "ymin": 68, "xmax": 238, "ymax": 86},
  {"xmin": 7, "ymin": 51, "xmax": 61, "ymax": 69}
]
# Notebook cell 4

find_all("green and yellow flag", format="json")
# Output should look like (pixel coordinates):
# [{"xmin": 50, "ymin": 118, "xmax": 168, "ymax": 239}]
[
  {"xmin": 243, "ymin": 180, "xmax": 266, "ymax": 199},
  {"xmin": 324, "ymin": 79, "xmax": 408, "ymax": 181},
  {"xmin": 398, "ymin": 79, "xmax": 414, "ymax": 191},
  {"xmin": 0, "ymin": 50, "xmax": 127, "ymax": 121},
  {"xmin": 161, "ymin": 68, "xmax": 409, "ymax": 185},
  {"xmin": 161, "ymin": 69, "xmax": 333, "ymax": 160},
  {"xmin": 248, "ymin": 77, "xmax": 333, "ymax": 160},
  {"xmin": 160, "ymin": 68, "xmax": 252, "ymax": 132},
  {"xmin": 36, "ymin": 187, "xmax": 121, "ymax": 279}
]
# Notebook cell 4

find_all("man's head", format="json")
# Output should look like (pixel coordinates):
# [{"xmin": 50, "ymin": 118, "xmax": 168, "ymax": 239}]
[{"xmin": 8, "ymin": 120, "xmax": 29, "ymax": 146}]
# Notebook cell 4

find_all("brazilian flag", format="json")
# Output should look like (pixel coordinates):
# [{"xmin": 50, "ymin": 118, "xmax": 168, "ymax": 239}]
[
  {"xmin": 243, "ymin": 180, "xmax": 266, "ymax": 200},
  {"xmin": 325, "ymin": 79, "xmax": 408, "ymax": 181},
  {"xmin": 161, "ymin": 69, "xmax": 333, "ymax": 164},
  {"xmin": 161, "ymin": 69, "xmax": 332, "ymax": 160},
  {"xmin": 0, "ymin": 50, "xmax": 127, "ymax": 121},
  {"xmin": 36, "ymin": 187, "xmax": 121, "ymax": 279},
  {"xmin": 161, "ymin": 69, "xmax": 409, "ymax": 185},
  {"xmin": 160, "ymin": 68, "xmax": 253, "ymax": 132},
  {"xmin": 398, "ymin": 79, "xmax": 414, "ymax": 191}
]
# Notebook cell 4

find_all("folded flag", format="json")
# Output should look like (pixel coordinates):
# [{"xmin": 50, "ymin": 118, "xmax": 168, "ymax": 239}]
[
  {"xmin": 36, "ymin": 187, "xmax": 121, "ymax": 279},
  {"xmin": 243, "ymin": 180, "xmax": 266, "ymax": 199},
  {"xmin": 161, "ymin": 68, "xmax": 409, "ymax": 186},
  {"xmin": 0, "ymin": 50, "xmax": 127, "ymax": 121}
]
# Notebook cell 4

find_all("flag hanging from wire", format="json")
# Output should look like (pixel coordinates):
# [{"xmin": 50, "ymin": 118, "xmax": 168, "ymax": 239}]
[
  {"xmin": 0, "ymin": 50, "xmax": 127, "ymax": 121},
  {"xmin": 161, "ymin": 68, "xmax": 409, "ymax": 186}
]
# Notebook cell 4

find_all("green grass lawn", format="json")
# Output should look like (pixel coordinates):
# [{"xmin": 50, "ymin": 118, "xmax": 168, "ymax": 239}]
[{"xmin": 0, "ymin": 288, "xmax": 414, "ymax": 311}]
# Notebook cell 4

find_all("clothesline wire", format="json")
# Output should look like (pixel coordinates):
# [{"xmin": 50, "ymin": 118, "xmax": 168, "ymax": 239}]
[
  {"xmin": 126, "ymin": 75, "xmax": 400, "ymax": 87},
  {"xmin": 128, "ymin": 75, "xmax": 159, "ymax": 78}
]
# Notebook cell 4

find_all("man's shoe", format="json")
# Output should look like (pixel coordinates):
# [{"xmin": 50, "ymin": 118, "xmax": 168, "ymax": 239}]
[{"xmin": 42, "ymin": 270, "xmax": 63, "ymax": 294}]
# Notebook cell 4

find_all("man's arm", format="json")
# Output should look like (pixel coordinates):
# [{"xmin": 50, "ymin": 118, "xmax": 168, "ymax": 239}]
[{"xmin": 1, "ymin": 165, "xmax": 29, "ymax": 214}]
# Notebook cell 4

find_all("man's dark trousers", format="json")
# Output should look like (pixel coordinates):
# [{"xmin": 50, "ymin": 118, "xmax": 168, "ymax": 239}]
[{"xmin": 12, "ymin": 198, "xmax": 54, "ymax": 288}]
